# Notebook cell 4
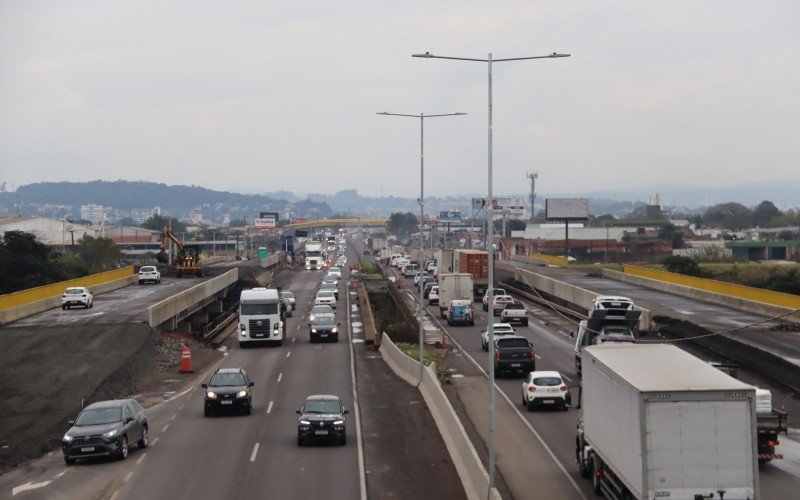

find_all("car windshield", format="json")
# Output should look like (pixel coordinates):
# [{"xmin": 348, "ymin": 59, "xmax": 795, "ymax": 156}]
[
  {"xmin": 330, "ymin": 267, "xmax": 340, "ymax": 273},
  {"xmin": 240, "ymin": 303, "xmax": 279, "ymax": 315},
  {"xmin": 303, "ymin": 399, "xmax": 342, "ymax": 414},
  {"xmin": 140, "ymin": 266, "xmax": 156, "ymax": 273},
  {"xmin": 312, "ymin": 306, "xmax": 333, "ymax": 315},
  {"xmin": 533, "ymin": 377, "xmax": 562, "ymax": 386},
  {"xmin": 65, "ymin": 289, "xmax": 85, "ymax": 295},
  {"xmin": 209, "ymin": 373, "xmax": 247, "ymax": 386},
  {"xmin": 314, "ymin": 316, "xmax": 335, "ymax": 326},
  {"xmin": 280, "ymin": 292, "xmax": 293, "ymax": 299},
  {"xmin": 497, "ymin": 338, "xmax": 529, "ymax": 348},
  {"xmin": 321, "ymin": 283, "xmax": 336, "ymax": 290},
  {"xmin": 317, "ymin": 291, "xmax": 333, "ymax": 298},
  {"xmin": 75, "ymin": 407, "xmax": 121, "ymax": 426}
]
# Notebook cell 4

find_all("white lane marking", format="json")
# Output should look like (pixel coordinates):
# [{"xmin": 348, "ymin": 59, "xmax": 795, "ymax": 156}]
[
  {"xmin": 162, "ymin": 424, "xmax": 170, "ymax": 432},
  {"xmin": 123, "ymin": 472, "xmax": 133, "ymax": 484},
  {"xmin": 535, "ymin": 354, "xmax": 541, "ymax": 360},
  {"xmin": 12, "ymin": 481, "xmax": 51, "ymax": 496},
  {"xmin": 136, "ymin": 452, "xmax": 147, "ymax": 464},
  {"xmin": 109, "ymin": 491, "xmax": 119, "ymax": 500},
  {"xmin": 346, "ymin": 278, "xmax": 368, "ymax": 500},
  {"xmin": 292, "ymin": 337, "xmax": 296, "ymax": 343},
  {"xmin": 296, "ymin": 325, "xmax": 301, "ymax": 330},
  {"xmin": 286, "ymin": 351, "xmax": 291, "ymax": 358},
  {"xmin": 54, "ymin": 470, "xmax": 68, "ymax": 480},
  {"xmin": 267, "ymin": 401, "xmax": 274, "ymax": 414},
  {"xmin": 278, "ymin": 373, "xmax": 283, "ymax": 382},
  {"xmin": 170, "ymin": 414, "xmax": 176, "ymax": 420},
  {"xmin": 249, "ymin": 442, "xmax": 260, "ymax": 462},
  {"xmin": 178, "ymin": 404, "xmax": 185, "ymax": 410},
  {"xmin": 151, "ymin": 437, "xmax": 159, "ymax": 446},
  {"xmin": 561, "ymin": 374, "xmax": 573, "ymax": 382}
]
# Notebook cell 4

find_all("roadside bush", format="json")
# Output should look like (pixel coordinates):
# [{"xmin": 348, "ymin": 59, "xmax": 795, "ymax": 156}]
[{"xmin": 662, "ymin": 256, "xmax": 703, "ymax": 277}]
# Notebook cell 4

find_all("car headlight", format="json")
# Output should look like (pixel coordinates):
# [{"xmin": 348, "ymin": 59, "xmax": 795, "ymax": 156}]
[
  {"xmin": 236, "ymin": 390, "xmax": 247, "ymax": 398},
  {"xmin": 207, "ymin": 391, "xmax": 217, "ymax": 399},
  {"xmin": 333, "ymin": 420, "xmax": 344, "ymax": 425},
  {"xmin": 331, "ymin": 327, "xmax": 338, "ymax": 333},
  {"xmin": 300, "ymin": 420, "xmax": 311, "ymax": 425},
  {"xmin": 240, "ymin": 330, "xmax": 246, "ymax": 336},
  {"xmin": 103, "ymin": 428, "xmax": 118, "ymax": 438},
  {"xmin": 311, "ymin": 328, "xmax": 317, "ymax": 333},
  {"xmin": 62, "ymin": 433, "xmax": 74, "ymax": 442}
]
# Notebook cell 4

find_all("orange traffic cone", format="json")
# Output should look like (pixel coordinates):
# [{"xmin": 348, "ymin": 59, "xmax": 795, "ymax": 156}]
[{"xmin": 180, "ymin": 343, "xmax": 193, "ymax": 373}]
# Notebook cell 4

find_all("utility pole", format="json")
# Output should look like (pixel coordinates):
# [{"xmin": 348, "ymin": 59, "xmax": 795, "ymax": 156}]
[{"xmin": 527, "ymin": 171, "xmax": 538, "ymax": 222}]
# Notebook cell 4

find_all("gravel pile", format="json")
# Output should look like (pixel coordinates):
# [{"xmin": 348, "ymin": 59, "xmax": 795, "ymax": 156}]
[{"xmin": 152, "ymin": 335, "xmax": 206, "ymax": 372}]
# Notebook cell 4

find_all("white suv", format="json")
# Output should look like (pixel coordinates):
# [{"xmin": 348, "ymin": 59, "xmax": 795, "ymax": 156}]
[
  {"xmin": 62, "ymin": 287, "xmax": 93, "ymax": 310},
  {"xmin": 315, "ymin": 290, "xmax": 337, "ymax": 309},
  {"xmin": 138, "ymin": 266, "xmax": 161, "ymax": 284},
  {"xmin": 481, "ymin": 323, "xmax": 516, "ymax": 351},
  {"xmin": 521, "ymin": 371, "xmax": 571, "ymax": 411}
]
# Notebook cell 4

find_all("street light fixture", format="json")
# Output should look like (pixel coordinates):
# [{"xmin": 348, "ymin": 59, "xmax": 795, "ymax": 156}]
[
  {"xmin": 377, "ymin": 111, "xmax": 466, "ymax": 383},
  {"xmin": 412, "ymin": 50, "xmax": 569, "ymax": 490}
]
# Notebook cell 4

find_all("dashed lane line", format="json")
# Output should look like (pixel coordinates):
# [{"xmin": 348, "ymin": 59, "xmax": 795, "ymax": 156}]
[
  {"xmin": 136, "ymin": 452, "xmax": 147, "ymax": 464},
  {"xmin": 277, "ymin": 373, "xmax": 283, "ymax": 382},
  {"xmin": 162, "ymin": 424, "xmax": 170, "ymax": 432},
  {"xmin": 267, "ymin": 401, "xmax": 273, "ymax": 414},
  {"xmin": 286, "ymin": 351, "xmax": 291, "ymax": 358},
  {"xmin": 249, "ymin": 443, "xmax": 260, "ymax": 462}
]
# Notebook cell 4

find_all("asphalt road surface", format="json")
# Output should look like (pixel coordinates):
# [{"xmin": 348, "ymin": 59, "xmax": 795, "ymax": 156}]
[{"xmin": 391, "ymin": 263, "xmax": 800, "ymax": 500}]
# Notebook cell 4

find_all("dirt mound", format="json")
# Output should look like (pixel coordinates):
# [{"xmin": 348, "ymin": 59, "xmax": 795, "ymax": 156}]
[{"xmin": 0, "ymin": 324, "xmax": 160, "ymax": 471}]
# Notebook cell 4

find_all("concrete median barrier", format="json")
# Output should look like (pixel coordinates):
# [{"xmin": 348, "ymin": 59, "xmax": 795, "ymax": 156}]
[
  {"xmin": 148, "ymin": 269, "xmax": 238, "ymax": 329},
  {"xmin": 379, "ymin": 333, "xmax": 501, "ymax": 500}
]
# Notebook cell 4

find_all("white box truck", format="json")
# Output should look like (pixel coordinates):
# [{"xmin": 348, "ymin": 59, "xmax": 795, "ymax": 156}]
[
  {"xmin": 437, "ymin": 273, "xmax": 473, "ymax": 319},
  {"xmin": 238, "ymin": 288, "xmax": 285, "ymax": 346},
  {"xmin": 575, "ymin": 344, "xmax": 758, "ymax": 500},
  {"xmin": 305, "ymin": 241, "xmax": 324, "ymax": 270}
]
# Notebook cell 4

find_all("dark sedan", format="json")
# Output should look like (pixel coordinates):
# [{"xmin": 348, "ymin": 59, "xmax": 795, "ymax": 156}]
[
  {"xmin": 297, "ymin": 395, "xmax": 348, "ymax": 446},
  {"xmin": 202, "ymin": 367, "xmax": 254, "ymax": 416},
  {"xmin": 62, "ymin": 399, "xmax": 148, "ymax": 465},
  {"xmin": 308, "ymin": 315, "xmax": 341, "ymax": 343}
]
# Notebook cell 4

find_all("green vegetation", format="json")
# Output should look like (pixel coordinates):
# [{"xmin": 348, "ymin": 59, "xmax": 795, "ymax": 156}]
[
  {"xmin": 386, "ymin": 212, "xmax": 418, "ymax": 239},
  {"xmin": 662, "ymin": 256, "xmax": 702, "ymax": 277},
  {"xmin": 395, "ymin": 342, "xmax": 451, "ymax": 383},
  {"xmin": 653, "ymin": 257, "xmax": 800, "ymax": 295},
  {"xmin": 0, "ymin": 231, "xmax": 122, "ymax": 294}
]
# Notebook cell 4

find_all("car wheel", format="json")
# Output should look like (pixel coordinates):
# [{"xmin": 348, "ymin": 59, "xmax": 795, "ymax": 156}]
[
  {"xmin": 204, "ymin": 408, "xmax": 211, "ymax": 417},
  {"xmin": 62, "ymin": 305, "xmax": 67, "ymax": 310},
  {"xmin": 138, "ymin": 426, "xmax": 148, "ymax": 448},
  {"xmin": 527, "ymin": 400, "xmax": 535, "ymax": 412},
  {"xmin": 89, "ymin": 301, "xmax": 93, "ymax": 308},
  {"xmin": 339, "ymin": 435, "xmax": 346, "ymax": 446},
  {"xmin": 139, "ymin": 281, "xmax": 144, "ymax": 285},
  {"xmin": 297, "ymin": 436, "xmax": 304, "ymax": 447},
  {"xmin": 118, "ymin": 436, "xmax": 128, "ymax": 460},
  {"xmin": 244, "ymin": 403, "xmax": 252, "ymax": 415},
  {"xmin": 577, "ymin": 440, "xmax": 590, "ymax": 478},
  {"xmin": 64, "ymin": 456, "xmax": 76, "ymax": 465},
  {"xmin": 523, "ymin": 320, "xmax": 528, "ymax": 326}
]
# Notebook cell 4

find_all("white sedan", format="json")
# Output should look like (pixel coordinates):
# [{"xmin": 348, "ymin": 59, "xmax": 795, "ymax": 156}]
[
  {"xmin": 327, "ymin": 267, "xmax": 342, "ymax": 279},
  {"xmin": 481, "ymin": 323, "xmax": 515, "ymax": 351},
  {"xmin": 315, "ymin": 290, "xmax": 337, "ymax": 309},
  {"xmin": 521, "ymin": 371, "xmax": 571, "ymax": 411}
]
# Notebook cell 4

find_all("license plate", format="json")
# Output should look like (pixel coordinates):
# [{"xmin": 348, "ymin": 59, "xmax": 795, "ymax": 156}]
[
  {"xmin": 221, "ymin": 400, "xmax": 233, "ymax": 405},
  {"xmin": 315, "ymin": 430, "xmax": 328, "ymax": 435},
  {"xmin": 542, "ymin": 400, "xmax": 554, "ymax": 404},
  {"xmin": 81, "ymin": 446, "xmax": 95, "ymax": 452},
  {"xmin": 320, "ymin": 333, "xmax": 328, "ymax": 337},
  {"xmin": 511, "ymin": 363, "xmax": 521, "ymax": 367}
]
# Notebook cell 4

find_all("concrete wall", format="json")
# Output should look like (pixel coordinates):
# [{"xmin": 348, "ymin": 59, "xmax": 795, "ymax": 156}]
[
  {"xmin": 515, "ymin": 267, "xmax": 652, "ymax": 332},
  {"xmin": 379, "ymin": 333, "xmax": 501, "ymax": 500},
  {"xmin": 0, "ymin": 274, "xmax": 137, "ymax": 326},
  {"xmin": 148, "ymin": 269, "xmax": 238, "ymax": 329},
  {"xmin": 603, "ymin": 268, "xmax": 800, "ymax": 325},
  {"xmin": 260, "ymin": 251, "xmax": 283, "ymax": 269}
]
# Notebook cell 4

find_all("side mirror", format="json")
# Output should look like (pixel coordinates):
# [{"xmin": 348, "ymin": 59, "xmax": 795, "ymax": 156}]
[
  {"xmin": 248, "ymin": 381, "xmax": 255, "ymax": 387},
  {"xmin": 569, "ymin": 331, "xmax": 575, "ymax": 338},
  {"xmin": 296, "ymin": 409, "xmax": 302, "ymax": 415},
  {"xmin": 337, "ymin": 322, "xmax": 342, "ymax": 326},
  {"xmin": 343, "ymin": 409, "xmax": 349, "ymax": 414},
  {"xmin": 67, "ymin": 420, "xmax": 75, "ymax": 426},
  {"xmin": 125, "ymin": 417, "xmax": 135, "ymax": 424},
  {"xmin": 201, "ymin": 383, "xmax": 208, "ymax": 388},
  {"xmin": 307, "ymin": 323, "xmax": 311, "ymax": 327}
]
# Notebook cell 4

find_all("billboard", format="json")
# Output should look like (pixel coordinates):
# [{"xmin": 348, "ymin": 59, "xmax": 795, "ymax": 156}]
[
  {"xmin": 491, "ymin": 197, "xmax": 525, "ymax": 216},
  {"xmin": 255, "ymin": 211, "xmax": 279, "ymax": 228},
  {"xmin": 439, "ymin": 211, "xmax": 462, "ymax": 223},
  {"xmin": 545, "ymin": 198, "xmax": 589, "ymax": 220}
]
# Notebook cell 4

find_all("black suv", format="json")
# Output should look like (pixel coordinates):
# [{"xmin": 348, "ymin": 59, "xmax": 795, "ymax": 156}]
[
  {"xmin": 202, "ymin": 367, "xmax": 254, "ymax": 416},
  {"xmin": 296, "ymin": 395, "xmax": 348, "ymax": 446},
  {"xmin": 62, "ymin": 399, "xmax": 148, "ymax": 465}
]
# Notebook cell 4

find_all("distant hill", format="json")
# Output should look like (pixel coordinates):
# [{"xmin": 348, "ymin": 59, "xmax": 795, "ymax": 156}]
[{"xmin": 0, "ymin": 181, "xmax": 332, "ymax": 222}]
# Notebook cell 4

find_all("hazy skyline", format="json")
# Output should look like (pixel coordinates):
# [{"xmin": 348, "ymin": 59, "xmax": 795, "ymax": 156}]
[{"xmin": 2, "ymin": 1, "xmax": 798, "ymax": 198}]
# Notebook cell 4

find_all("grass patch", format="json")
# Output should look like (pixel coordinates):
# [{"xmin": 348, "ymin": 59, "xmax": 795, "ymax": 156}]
[{"xmin": 395, "ymin": 342, "xmax": 451, "ymax": 383}]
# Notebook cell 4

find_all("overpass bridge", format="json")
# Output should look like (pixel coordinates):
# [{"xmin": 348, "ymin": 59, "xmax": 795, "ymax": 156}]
[{"xmin": 283, "ymin": 217, "xmax": 387, "ymax": 231}]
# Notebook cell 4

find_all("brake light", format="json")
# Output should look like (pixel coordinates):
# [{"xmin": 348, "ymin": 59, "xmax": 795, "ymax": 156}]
[
  {"xmin": 595, "ymin": 470, "xmax": 602, "ymax": 478},
  {"xmin": 495, "ymin": 350, "xmax": 501, "ymax": 361},
  {"xmin": 524, "ymin": 311, "xmax": 528, "ymax": 316},
  {"xmin": 766, "ymin": 439, "xmax": 778, "ymax": 446},
  {"xmin": 560, "ymin": 385, "xmax": 567, "ymax": 392},
  {"xmin": 530, "ymin": 348, "xmax": 536, "ymax": 359},
  {"xmin": 528, "ymin": 386, "xmax": 535, "ymax": 392}
]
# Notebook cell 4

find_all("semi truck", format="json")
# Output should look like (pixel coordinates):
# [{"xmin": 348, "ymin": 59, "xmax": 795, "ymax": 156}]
[
  {"xmin": 571, "ymin": 297, "xmax": 642, "ymax": 377},
  {"xmin": 305, "ymin": 241, "xmax": 324, "ymax": 270},
  {"xmin": 238, "ymin": 288, "xmax": 285, "ymax": 346},
  {"xmin": 436, "ymin": 273, "xmax": 474, "ymax": 319},
  {"xmin": 434, "ymin": 249, "xmax": 454, "ymax": 275},
  {"xmin": 575, "ymin": 344, "xmax": 759, "ymax": 500},
  {"xmin": 452, "ymin": 249, "xmax": 489, "ymax": 301}
]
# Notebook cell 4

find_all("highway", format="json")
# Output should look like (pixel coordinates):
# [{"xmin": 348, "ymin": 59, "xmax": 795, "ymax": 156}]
[{"xmin": 388, "ymin": 260, "xmax": 800, "ymax": 500}]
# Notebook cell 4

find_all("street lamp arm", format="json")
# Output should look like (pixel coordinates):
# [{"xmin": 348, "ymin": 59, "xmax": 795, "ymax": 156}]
[
  {"xmin": 493, "ymin": 53, "xmax": 571, "ymax": 62},
  {"xmin": 377, "ymin": 112, "xmax": 467, "ymax": 118},
  {"xmin": 412, "ymin": 53, "xmax": 488, "ymax": 62},
  {"xmin": 413, "ymin": 52, "xmax": 570, "ymax": 63}
]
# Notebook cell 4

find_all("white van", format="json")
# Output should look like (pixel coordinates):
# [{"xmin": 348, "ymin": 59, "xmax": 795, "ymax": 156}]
[{"xmin": 238, "ymin": 288, "xmax": 285, "ymax": 346}]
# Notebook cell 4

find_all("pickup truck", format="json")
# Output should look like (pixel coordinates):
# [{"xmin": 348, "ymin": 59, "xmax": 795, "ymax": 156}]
[
  {"xmin": 493, "ymin": 335, "xmax": 535, "ymax": 376},
  {"xmin": 481, "ymin": 323, "xmax": 515, "ymax": 351},
  {"xmin": 500, "ymin": 302, "xmax": 528, "ymax": 326}
]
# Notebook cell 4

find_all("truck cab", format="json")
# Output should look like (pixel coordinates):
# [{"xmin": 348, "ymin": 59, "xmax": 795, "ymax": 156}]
[
  {"xmin": 238, "ymin": 288, "xmax": 285, "ymax": 346},
  {"xmin": 571, "ymin": 296, "xmax": 641, "ymax": 377}
]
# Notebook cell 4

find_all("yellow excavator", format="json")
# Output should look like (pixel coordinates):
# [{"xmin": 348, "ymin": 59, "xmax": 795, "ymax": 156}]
[{"xmin": 156, "ymin": 226, "xmax": 204, "ymax": 277}]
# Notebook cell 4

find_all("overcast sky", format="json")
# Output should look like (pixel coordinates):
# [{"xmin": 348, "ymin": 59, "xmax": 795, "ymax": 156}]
[{"xmin": 1, "ymin": 1, "xmax": 798, "ymax": 199}]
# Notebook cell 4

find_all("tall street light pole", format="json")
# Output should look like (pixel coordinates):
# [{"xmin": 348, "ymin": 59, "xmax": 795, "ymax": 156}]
[
  {"xmin": 411, "ymin": 50, "xmax": 569, "ymax": 490},
  {"xmin": 377, "ymin": 111, "xmax": 466, "ymax": 383}
]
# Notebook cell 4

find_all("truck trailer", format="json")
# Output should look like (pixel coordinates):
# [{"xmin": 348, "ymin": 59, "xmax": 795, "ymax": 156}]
[
  {"xmin": 575, "ymin": 344, "xmax": 758, "ymax": 500},
  {"xmin": 436, "ymin": 273, "xmax": 474, "ymax": 319},
  {"xmin": 452, "ymin": 249, "xmax": 489, "ymax": 301}
]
